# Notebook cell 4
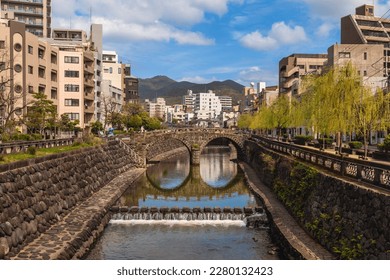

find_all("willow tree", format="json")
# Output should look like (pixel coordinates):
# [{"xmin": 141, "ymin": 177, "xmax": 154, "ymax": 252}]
[
  {"xmin": 237, "ymin": 113, "xmax": 253, "ymax": 129},
  {"xmin": 268, "ymin": 94, "xmax": 291, "ymax": 140},
  {"xmin": 300, "ymin": 70, "xmax": 339, "ymax": 148},
  {"xmin": 352, "ymin": 88, "xmax": 390, "ymax": 158},
  {"xmin": 249, "ymin": 106, "xmax": 274, "ymax": 135}
]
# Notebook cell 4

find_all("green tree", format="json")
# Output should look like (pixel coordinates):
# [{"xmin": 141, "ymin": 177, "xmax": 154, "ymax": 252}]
[
  {"xmin": 268, "ymin": 94, "xmax": 291, "ymax": 139},
  {"xmin": 91, "ymin": 120, "xmax": 103, "ymax": 135},
  {"xmin": 237, "ymin": 113, "xmax": 252, "ymax": 129},
  {"xmin": 126, "ymin": 115, "xmax": 143, "ymax": 130},
  {"xmin": 23, "ymin": 92, "xmax": 57, "ymax": 137}
]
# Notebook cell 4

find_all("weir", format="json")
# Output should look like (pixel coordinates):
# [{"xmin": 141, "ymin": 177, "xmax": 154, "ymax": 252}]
[{"xmin": 110, "ymin": 206, "xmax": 268, "ymax": 227}]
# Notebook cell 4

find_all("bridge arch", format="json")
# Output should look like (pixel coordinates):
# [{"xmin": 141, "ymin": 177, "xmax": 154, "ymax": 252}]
[{"xmin": 136, "ymin": 129, "xmax": 249, "ymax": 165}]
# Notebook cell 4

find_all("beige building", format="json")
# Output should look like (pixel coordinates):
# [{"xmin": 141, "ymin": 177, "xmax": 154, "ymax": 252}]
[
  {"xmin": 327, "ymin": 44, "xmax": 386, "ymax": 91},
  {"xmin": 145, "ymin": 98, "xmax": 166, "ymax": 119},
  {"xmin": 258, "ymin": 86, "xmax": 279, "ymax": 108},
  {"xmin": 48, "ymin": 25, "xmax": 102, "ymax": 130},
  {"xmin": 0, "ymin": 0, "xmax": 51, "ymax": 37},
  {"xmin": 279, "ymin": 54, "xmax": 328, "ymax": 98},
  {"xmin": 341, "ymin": 4, "xmax": 390, "ymax": 84},
  {"xmin": 0, "ymin": 19, "xmax": 58, "ymax": 131}
]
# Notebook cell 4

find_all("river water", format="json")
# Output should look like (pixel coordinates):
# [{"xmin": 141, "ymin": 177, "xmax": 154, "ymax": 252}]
[{"xmin": 87, "ymin": 146, "xmax": 280, "ymax": 260}]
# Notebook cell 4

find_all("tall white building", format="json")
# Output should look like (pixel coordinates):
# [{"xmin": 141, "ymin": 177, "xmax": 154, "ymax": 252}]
[{"xmin": 194, "ymin": 91, "xmax": 222, "ymax": 120}]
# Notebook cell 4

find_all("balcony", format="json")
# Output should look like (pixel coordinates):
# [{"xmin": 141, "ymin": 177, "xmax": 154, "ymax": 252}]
[{"xmin": 4, "ymin": 0, "xmax": 43, "ymax": 6}]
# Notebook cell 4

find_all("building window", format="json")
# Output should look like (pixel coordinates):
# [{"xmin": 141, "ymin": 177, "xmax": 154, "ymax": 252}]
[
  {"xmin": 0, "ymin": 41, "xmax": 5, "ymax": 49},
  {"xmin": 103, "ymin": 69, "xmax": 109, "ymax": 73},
  {"xmin": 14, "ymin": 64, "xmax": 22, "ymax": 73},
  {"xmin": 364, "ymin": 70, "xmax": 367, "ymax": 76},
  {"xmin": 65, "ymin": 99, "xmax": 80, "ymax": 106},
  {"xmin": 14, "ymin": 84, "xmax": 23, "ymax": 94},
  {"xmin": 67, "ymin": 113, "xmax": 80, "ymax": 120},
  {"xmin": 28, "ymin": 86, "xmax": 34, "ymax": 93},
  {"xmin": 38, "ymin": 67, "xmax": 45, "ymax": 78},
  {"xmin": 51, "ymin": 72, "xmax": 57, "ymax": 82},
  {"xmin": 309, "ymin": 65, "xmax": 317, "ymax": 70},
  {"xmin": 0, "ymin": 62, "xmax": 5, "ymax": 71},
  {"xmin": 28, "ymin": 45, "xmax": 33, "ymax": 54},
  {"xmin": 339, "ymin": 52, "xmax": 351, "ymax": 58},
  {"xmin": 65, "ymin": 70, "xmax": 80, "ymax": 78},
  {"xmin": 109, "ymin": 67, "xmax": 113, "ymax": 74},
  {"xmin": 14, "ymin": 43, "xmax": 22, "ymax": 52},
  {"xmin": 64, "ymin": 84, "xmax": 80, "ymax": 92},
  {"xmin": 51, "ymin": 89, "xmax": 57, "ymax": 100},
  {"xmin": 64, "ymin": 56, "xmax": 79, "ymax": 64},
  {"xmin": 28, "ymin": 65, "xmax": 33, "ymax": 74},
  {"xmin": 364, "ymin": 52, "xmax": 367, "ymax": 60},
  {"xmin": 65, "ymin": 84, "xmax": 79, "ymax": 92},
  {"xmin": 38, "ymin": 48, "xmax": 45, "ymax": 59},
  {"xmin": 118, "ymin": 68, "xmax": 121, "ymax": 74},
  {"xmin": 51, "ymin": 53, "xmax": 57, "ymax": 64}
]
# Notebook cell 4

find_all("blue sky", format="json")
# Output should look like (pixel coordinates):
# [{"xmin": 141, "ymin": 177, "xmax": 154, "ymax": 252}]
[{"xmin": 52, "ymin": 0, "xmax": 389, "ymax": 86}]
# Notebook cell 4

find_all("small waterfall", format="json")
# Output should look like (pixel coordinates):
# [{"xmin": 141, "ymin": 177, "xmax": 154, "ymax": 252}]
[{"xmin": 110, "ymin": 206, "xmax": 268, "ymax": 228}]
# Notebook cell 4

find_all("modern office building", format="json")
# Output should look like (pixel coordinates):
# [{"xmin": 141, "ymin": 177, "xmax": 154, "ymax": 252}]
[
  {"xmin": 279, "ymin": 54, "xmax": 328, "ymax": 98},
  {"xmin": 0, "ymin": 0, "xmax": 51, "ymax": 37}
]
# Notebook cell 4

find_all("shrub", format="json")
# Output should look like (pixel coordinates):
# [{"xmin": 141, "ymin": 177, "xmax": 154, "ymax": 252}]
[
  {"xmin": 27, "ymin": 146, "xmax": 37, "ymax": 155},
  {"xmin": 317, "ymin": 138, "xmax": 333, "ymax": 145},
  {"xmin": 0, "ymin": 154, "xmax": 4, "ymax": 162},
  {"xmin": 294, "ymin": 135, "xmax": 313, "ymax": 145},
  {"xmin": 378, "ymin": 135, "xmax": 390, "ymax": 153},
  {"xmin": 348, "ymin": 141, "xmax": 363, "ymax": 149}
]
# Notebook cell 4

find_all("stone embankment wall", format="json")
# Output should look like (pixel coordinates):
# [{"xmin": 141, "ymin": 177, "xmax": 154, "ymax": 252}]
[
  {"xmin": 244, "ymin": 140, "xmax": 390, "ymax": 260},
  {"xmin": 0, "ymin": 141, "xmax": 139, "ymax": 259},
  {"xmin": 146, "ymin": 138, "xmax": 188, "ymax": 161}
]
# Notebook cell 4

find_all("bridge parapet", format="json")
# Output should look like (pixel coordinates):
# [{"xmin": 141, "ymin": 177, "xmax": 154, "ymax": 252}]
[{"xmin": 251, "ymin": 135, "xmax": 390, "ymax": 190}]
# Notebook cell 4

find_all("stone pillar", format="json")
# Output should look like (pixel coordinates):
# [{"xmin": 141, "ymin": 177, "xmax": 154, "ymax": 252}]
[{"xmin": 191, "ymin": 147, "xmax": 200, "ymax": 165}]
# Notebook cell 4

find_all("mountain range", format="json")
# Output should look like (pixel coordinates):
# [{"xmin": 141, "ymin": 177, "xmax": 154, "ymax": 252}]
[{"xmin": 138, "ymin": 76, "xmax": 245, "ymax": 105}]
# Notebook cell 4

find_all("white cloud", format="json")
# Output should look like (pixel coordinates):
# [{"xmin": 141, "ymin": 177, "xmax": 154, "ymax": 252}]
[
  {"xmin": 237, "ymin": 66, "xmax": 278, "ymax": 85},
  {"xmin": 239, "ymin": 22, "xmax": 307, "ymax": 51},
  {"xmin": 179, "ymin": 75, "xmax": 217, "ymax": 83},
  {"xmin": 52, "ymin": 0, "xmax": 240, "ymax": 46},
  {"xmin": 316, "ymin": 23, "xmax": 334, "ymax": 37}
]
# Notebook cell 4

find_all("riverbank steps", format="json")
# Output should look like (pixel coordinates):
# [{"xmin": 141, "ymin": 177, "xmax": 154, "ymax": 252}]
[
  {"xmin": 244, "ymin": 140, "xmax": 390, "ymax": 260},
  {"xmin": 0, "ymin": 140, "xmax": 144, "ymax": 259}
]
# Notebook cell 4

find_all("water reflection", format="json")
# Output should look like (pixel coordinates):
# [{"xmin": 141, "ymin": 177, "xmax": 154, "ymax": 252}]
[{"xmin": 117, "ymin": 146, "xmax": 257, "ymax": 209}]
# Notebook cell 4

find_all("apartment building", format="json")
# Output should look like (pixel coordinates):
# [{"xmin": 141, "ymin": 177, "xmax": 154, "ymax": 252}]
[
  {"xmin": 195, "ymin": 91, "xmax": 222, "ymax": 120},
  {"xmin": 48, "ymin": 24, "xmax": 103, "ymax": 130},
  {"xmin": 258, "ymin": 86, "xmax": 279, "ymax": 108},
  {"xmin": 145, "ymin": 97, "xmax": 166, "ymax": 119},
  {"xmin": 218, "ymin": 96, "xmax": 232, "ymax": 112},
  {"xmin": 0, "ymin": 19, "xmax": 58, "ymax": 131},
  {"xmin": 279, "ymin": 54, "xmax": 328, "ymax": 98},
  {"xmin": 328, "ymin": 44, "xmax": 385, "ymax": 91},
  {"xmin": 124, "ymin": 64, "xmax": 139, "ymax": 104},
  {"xmin": 99, "ymin": 50, "xmax": 123, "ymax": 125},
  {"xmin": 341, "ymin": 4, "xmax": 390, "ymax": 82},
  {"xmin": 0, "ymin": 0, "xmax": 51, "ymax": 37}
]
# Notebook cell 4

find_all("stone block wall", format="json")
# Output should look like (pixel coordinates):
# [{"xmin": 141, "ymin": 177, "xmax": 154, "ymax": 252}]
[
  {"xmin": 0, "ymin": 141, "xmax": 138, "ymax": 259},
  {"xmin": 244, "ymin": 140, "xmax": 390, "ymax": 260}
]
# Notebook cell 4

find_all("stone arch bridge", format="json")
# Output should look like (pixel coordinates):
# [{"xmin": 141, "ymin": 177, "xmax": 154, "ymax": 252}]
[{"xmin": 123, "ymin": 128, "xmax": 249, "ymax": 165}]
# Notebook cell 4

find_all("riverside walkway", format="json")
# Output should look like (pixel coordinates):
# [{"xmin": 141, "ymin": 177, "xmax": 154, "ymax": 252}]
[
  {"xmin": 11, "ymin": 168, "xmax": 144, "ymax": 260},
  {"xmin": 239, "ymin": 162, "xmax": 335, "ymax": 260}
]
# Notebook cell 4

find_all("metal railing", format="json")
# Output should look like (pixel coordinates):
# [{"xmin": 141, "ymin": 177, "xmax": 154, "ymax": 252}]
[{"xmin": 251, "ymin": 135, "xmax": 390, "ymax": 190}]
